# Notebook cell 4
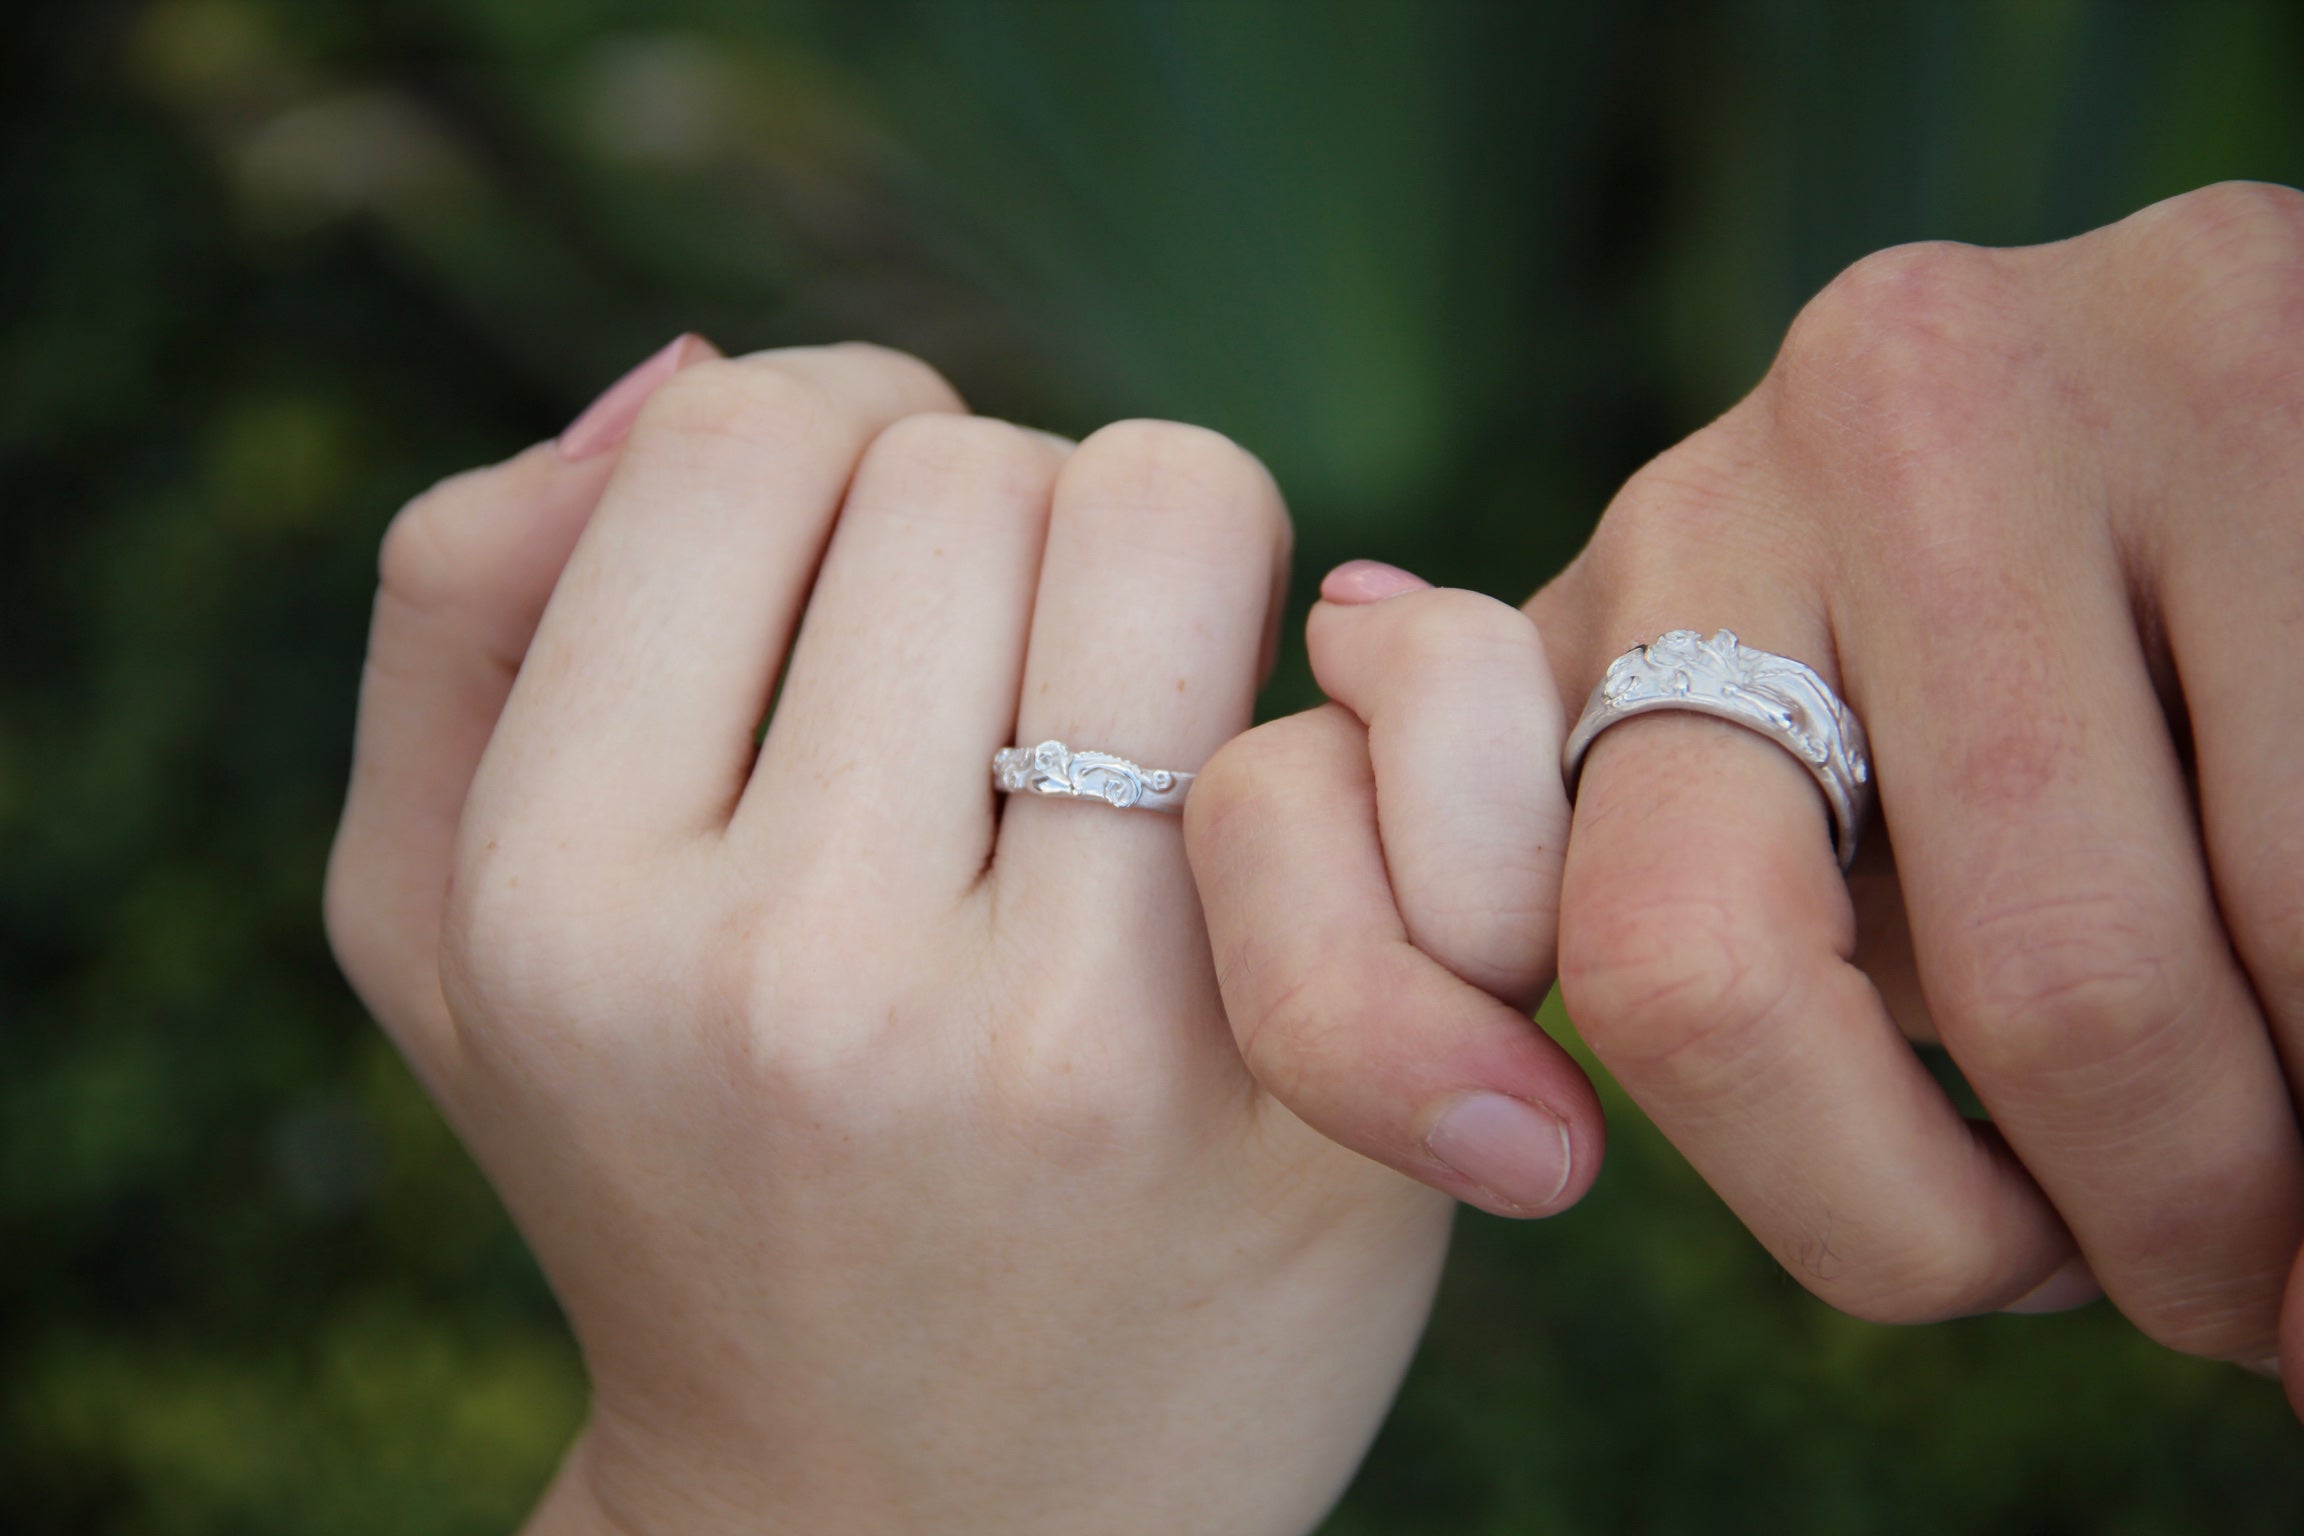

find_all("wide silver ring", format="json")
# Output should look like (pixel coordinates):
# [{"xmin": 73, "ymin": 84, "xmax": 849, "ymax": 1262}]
[
  {"xmin": 993, "ymin": 739, "xmax": 1194, "ymax": 815},
  {"xmin": 1561, "ymin": 629, "xmax": 1873, "ymax": 868}
]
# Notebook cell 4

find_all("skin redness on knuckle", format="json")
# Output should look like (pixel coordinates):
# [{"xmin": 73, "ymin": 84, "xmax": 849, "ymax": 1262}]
[
  {"xmin": 1768, "ymin": 245, "xmax": 2051, "ymax": 493},
  {"xmin": 2115, "ymin": 186, "xmax": 2304, "ymax": 461}
]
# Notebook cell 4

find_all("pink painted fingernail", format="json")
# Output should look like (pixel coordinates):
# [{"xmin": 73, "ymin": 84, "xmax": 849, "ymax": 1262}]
[
  {"xmin": 558, "ymin": 334, "xmax": 705, "ymax": 461},
  {"xmin": 1425, "ymin": 1092, "xmax": 1573, "ymax": 1214},
  {"xmin": 2000, "ymin": 1253, "xmax": 2102, "ymax": 1315},
  {"xmin": 1321, "ymin": 559, "xmax": 1432, "ymax": 605},
  {"xmin": 2243, "ymin": 1356, "xmax": 2282, "ymax": 1380}
]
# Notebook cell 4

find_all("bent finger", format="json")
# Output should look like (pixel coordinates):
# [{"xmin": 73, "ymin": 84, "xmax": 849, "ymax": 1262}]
[
  {"xmin": 471, "ymin": 344, "xmax": 963, "ymax": 850},
  {"xmin": 324, "ymin": 335, "xmax": 718, "ymax": 1082},
  {"xmin": 1185, "ymin": 705, "xmax": 1604, "ymax": 1218},
  {"xmin": 1562, "ymin": 710, "xmax": 2074, "ymax": 1316},
  {"xmin": 1308, "ymin": 565, "xmax": 1568, "ymax": 1005}
]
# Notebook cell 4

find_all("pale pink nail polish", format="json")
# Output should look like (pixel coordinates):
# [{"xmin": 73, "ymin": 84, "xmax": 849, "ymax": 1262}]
[
  {"xmin": 1321, "ymin": 559, "xmax": 1432, "ymax": 605},
  {"xmin": 1425, "ymin": 1092, "xmax": 1573, "ymax": 1214},
  {"xmin": 557, "ymin": 334, "xmax": 703, "ymax": 462}
]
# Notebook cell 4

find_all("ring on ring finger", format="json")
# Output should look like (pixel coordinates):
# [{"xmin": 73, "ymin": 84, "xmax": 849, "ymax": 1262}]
[
  {"xmin": 1562, "ymin": 628, "xmax": 1872, "ymax": 867},
  {"xmin": 994, "ymin": 739, "xmax": 1196, "ymax": 814}
]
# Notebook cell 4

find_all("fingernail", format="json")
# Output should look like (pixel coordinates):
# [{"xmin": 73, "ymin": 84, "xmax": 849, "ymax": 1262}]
[
  {"xmin": 558, "ymin": 334, "xmax": 705, "ymax": 462},
  {"xmin": 1425, "ymin": 1092, "xmax": 1573, "ymax": 1214},
  {"xmin": 1321, "ymin": 559, "xmax": 1432, "ymax": 605},
  {"xmin": 2243, "ymin": 1356, "xmax": 2282, "ymax": 1380},
  {"xmin": 2000, "ymin": 1253, "xmax": 2103, "ymax": 1315}
]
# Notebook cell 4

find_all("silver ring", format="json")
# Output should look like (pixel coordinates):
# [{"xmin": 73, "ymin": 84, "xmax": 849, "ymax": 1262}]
[
  {"xmin": 1562, "ymin": 629, "xmax": 1872, "ymax": 868},
  {"xmin": 993, "ymin": 739, "xmax": 1194, "ymax": 815}
]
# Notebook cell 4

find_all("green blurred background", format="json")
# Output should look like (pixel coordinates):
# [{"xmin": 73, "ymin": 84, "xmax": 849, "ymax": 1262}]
[{"xmin": 6, "ymin": 1, "xmax": 2303, "ymax": 1531}]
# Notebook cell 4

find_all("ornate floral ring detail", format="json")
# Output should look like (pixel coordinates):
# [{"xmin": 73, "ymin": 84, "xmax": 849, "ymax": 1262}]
[
  {"xmin": 992, "ymin": 740, "xmax": 1195, "ymax": 815},
  {"xmin": 1562, "ymin": 629, "xmax": 1873, "ymax": 868}
]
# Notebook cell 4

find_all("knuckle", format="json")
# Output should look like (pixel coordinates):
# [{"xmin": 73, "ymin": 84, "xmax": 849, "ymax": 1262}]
[
  {"xmin": 1787, "ymin": 239, "xmax": 2015, "ymax": 367},
  {"xmin": 817, "ymin": 339, "xmax": 962, "ymax": 409},
  {"xmin": 1065, "ymin": 419, "xmax": 1290, "ymax": 560},
  {"xmin": 438, "ymin": 833, "xmax": 632, "ymax": 1025},
  {"xmin": 376, "ymin": 467, "xmax": 496, "ymax": 613},
  {"xmin": 1931, "ymin": 888, "xmax": 2192, "ymax": 1085},
  {"xmin": 1557, "ymin": 883, "xmax": 1803, "ymax": 1084},
  {"xmin": 1386, "ymin": 588, "xmax": 1543, "ymax": 671},
  {"xmin": 1801, "ymin": 1234, "xmax": 2005, "ymax": 1326},
  {"xmin": 706, "ymin": 917, "xmax": 890, "ymax": 1109},
  {"xmin": 1835, "ymin": 1270, "xmax": 2006, "ymax": 1327},
  {"xmin": 853, "ymin": 412, "xmax": 1054, "ymax": 507},
  {"xmin": 371, "ymin": 445, "xmax": 565, "ymax": 625},
  {"xmin": 1236, "ymin": 947, "xmax": 1408, "ymax": 1108},
  {"xmin": 2125, "ymin": 181, "xmax": 2304, "ymax": 305},
  {"xmin": 2121, "ymin": 181, "xmax": 2304, "ymax": 403},
  {"xmin": 1768, "ymin": 240, "xmax": 2033, "ymax": 489},
  {"xmin": 629, "ymin": 355, "xmax": 837, "ymax": 456}
]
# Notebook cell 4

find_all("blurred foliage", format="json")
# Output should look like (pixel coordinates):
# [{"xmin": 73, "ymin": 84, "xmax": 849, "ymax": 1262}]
[{"xmin": 4, "ymin": 0, "xmax": 2302, "ymax": 1531}]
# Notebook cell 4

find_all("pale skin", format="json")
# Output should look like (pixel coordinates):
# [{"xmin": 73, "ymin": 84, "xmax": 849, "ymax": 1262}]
[
  {"xmin": 1186, "ymin": 181, "xmax": 2304, "ymax": 1409},
  {"xmin": 324, "ymin": 339, "xmax": 1479, "ymax": 1534},
  {"xmin": 324, "ymin": 180, "xmax": 2302, "ymax": 1533}
]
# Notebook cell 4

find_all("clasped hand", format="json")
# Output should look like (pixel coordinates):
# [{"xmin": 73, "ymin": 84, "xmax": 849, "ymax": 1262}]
[{"xmin": 325, "ymin": 182, "xmax": 2304, "ymax": 1533}]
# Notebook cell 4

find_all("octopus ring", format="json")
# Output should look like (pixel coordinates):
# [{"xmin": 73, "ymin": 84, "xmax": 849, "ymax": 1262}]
[
  {"xmin": 1562, "ymin": 629, "xmax": 1873, "ymax": 868},
  {"xmin": 993, "ymin": 739, "xmax": 1195, "ymax": 815}
]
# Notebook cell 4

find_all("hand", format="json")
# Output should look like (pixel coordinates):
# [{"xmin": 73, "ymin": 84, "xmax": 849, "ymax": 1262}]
[
  {"xmin": 1191, "ymin": 181, "xmax": 2304, "ymax": 1400},
  {"xmin": 324, "ymin": 339, "xmax": 1452, "ymax": 1534}
]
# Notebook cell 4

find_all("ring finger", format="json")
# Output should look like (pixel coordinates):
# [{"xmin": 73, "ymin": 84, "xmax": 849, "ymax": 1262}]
[
  {"xmin": 995, "ymin": 420, "xmax": 1291, "ymax": 987},
  {"xmin": 1533, "ymin": 420, "xmax": 2074, "ymax": 1322}
]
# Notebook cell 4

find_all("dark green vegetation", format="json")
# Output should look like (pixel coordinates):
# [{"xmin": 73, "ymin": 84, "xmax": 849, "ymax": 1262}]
[{"xmin": 6, "ymin": 2, "xmax": 2302, "ymax": 1531}]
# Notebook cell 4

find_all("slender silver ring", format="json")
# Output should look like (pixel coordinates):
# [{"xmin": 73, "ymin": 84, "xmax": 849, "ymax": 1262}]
[
  {"xmin": 1562, "ymin": 629, "xmax": 1872, "ymax": 868},
  {"xmin": 993, "ymin": 739, "xmax": 1194, "ymax": 815}
]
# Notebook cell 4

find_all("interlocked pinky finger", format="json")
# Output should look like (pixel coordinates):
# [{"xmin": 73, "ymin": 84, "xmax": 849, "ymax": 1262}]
[{"xmin": 1187, "ymin": 705, "xmax": 1604, "ymax": 1218}]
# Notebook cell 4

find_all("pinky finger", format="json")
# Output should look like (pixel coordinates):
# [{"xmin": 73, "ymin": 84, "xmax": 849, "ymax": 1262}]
[
  {"xmin": 324, "ymin": 335, "xmax": 719, "ymax": 1087},
  {"xmin": 1186, "ymin": 705, "xmax": 1605, "ymax": 1217}
]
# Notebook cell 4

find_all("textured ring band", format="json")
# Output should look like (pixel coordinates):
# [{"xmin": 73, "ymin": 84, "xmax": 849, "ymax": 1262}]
[
  {"xmin": 1561, "ymin": 629, "xmax": 1873, "ymax": 868},
  {"xmin": 993, "ymin": 739, "xmax": 1195, "ymax": 815}
]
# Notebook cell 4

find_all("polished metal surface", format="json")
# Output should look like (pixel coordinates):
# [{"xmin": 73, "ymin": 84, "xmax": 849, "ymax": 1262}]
[
  {"xmin": 994, "ymin": 739, "xmax": 1195, "ymax": 815},
  {"xmin": 1563, "ymin": 629, "xmax": 1872, "ymax": 868}
]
